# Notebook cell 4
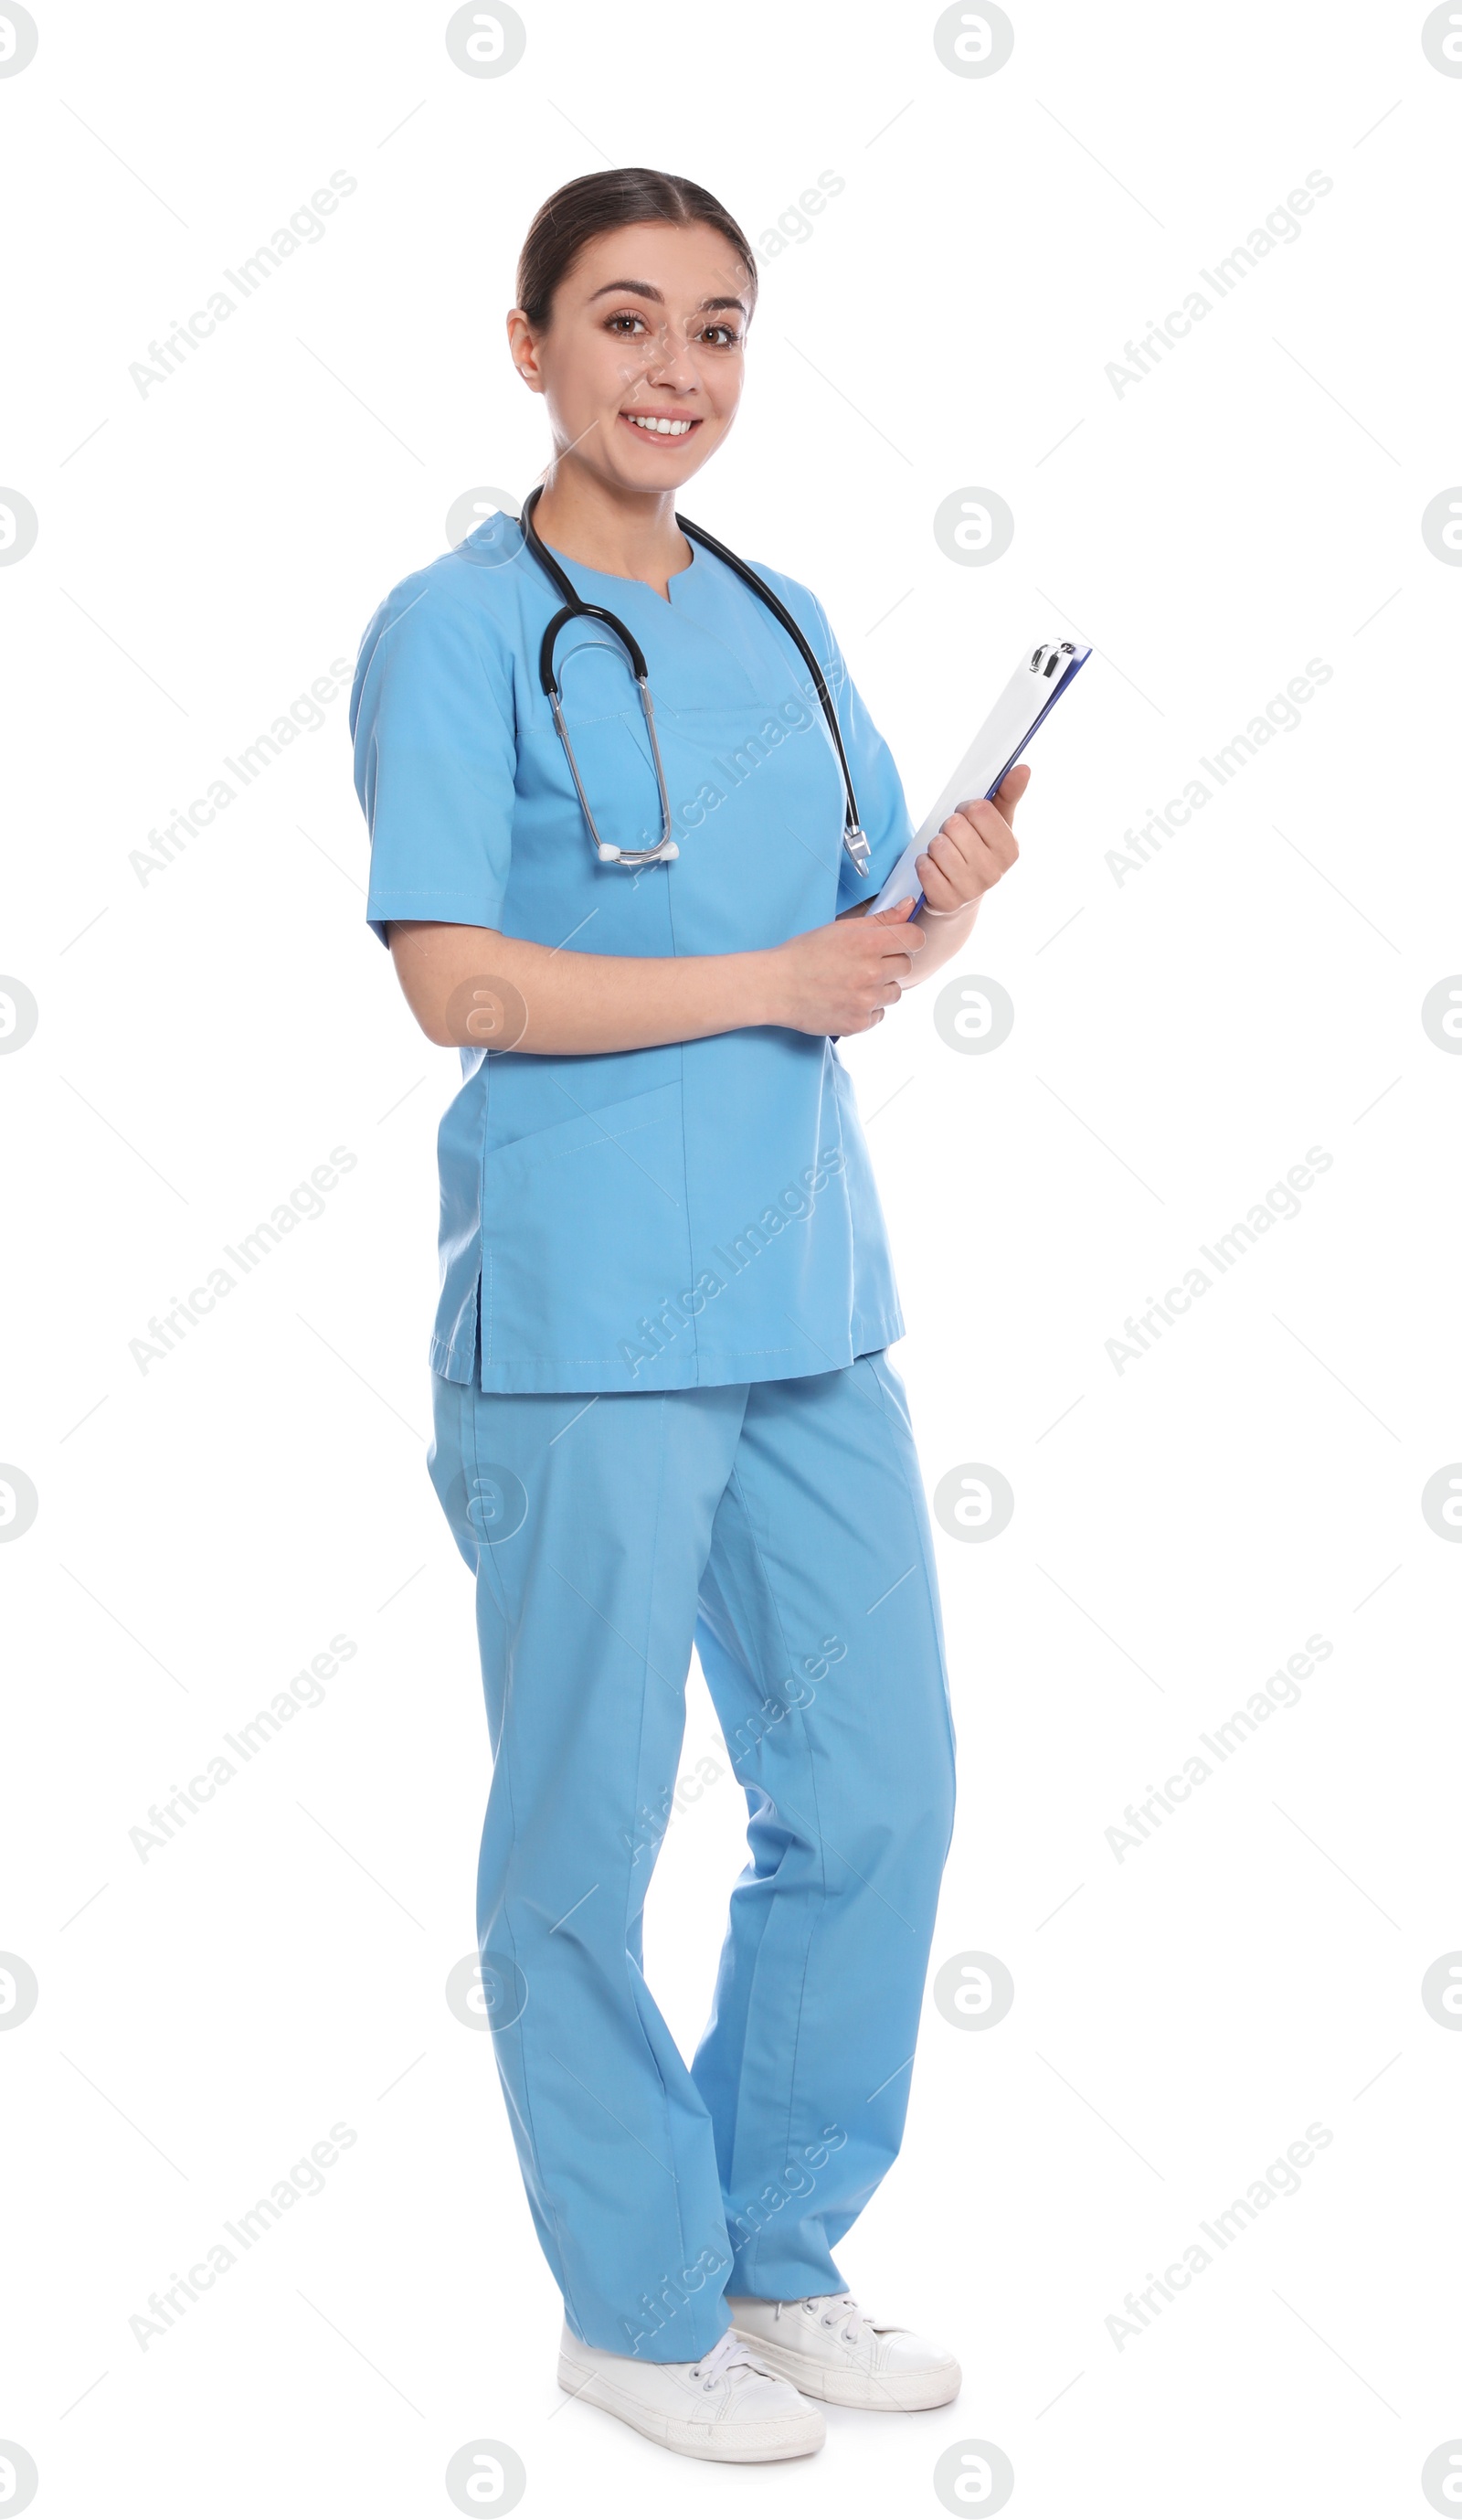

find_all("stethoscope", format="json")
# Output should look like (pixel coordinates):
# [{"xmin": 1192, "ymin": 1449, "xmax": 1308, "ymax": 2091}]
[{"xmin": 518, "ymin": 482, "xmax": 871, "ymax": 879}]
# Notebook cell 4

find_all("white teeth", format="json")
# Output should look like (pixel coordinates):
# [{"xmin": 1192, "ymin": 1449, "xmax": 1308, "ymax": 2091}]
[{"xmin": 626, "ymin": 414, "xmax": 693, "ymax": 435}]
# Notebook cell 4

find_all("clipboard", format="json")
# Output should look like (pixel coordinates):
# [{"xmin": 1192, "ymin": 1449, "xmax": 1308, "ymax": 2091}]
[{"xmin": 868, "ymin": 636, "xmax": 1092, "ymax": 918}]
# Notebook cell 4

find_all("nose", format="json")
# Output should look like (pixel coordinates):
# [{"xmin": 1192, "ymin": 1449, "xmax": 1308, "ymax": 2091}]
[{"xmin": 636, "ymin": 320, "xmax": 701, "ymax": 397}]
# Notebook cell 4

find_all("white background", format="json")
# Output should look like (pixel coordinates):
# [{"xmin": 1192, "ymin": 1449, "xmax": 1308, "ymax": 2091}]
[{"xmin": 4, "ymin": 3, "xmax": 1462, "ymax": 2514}]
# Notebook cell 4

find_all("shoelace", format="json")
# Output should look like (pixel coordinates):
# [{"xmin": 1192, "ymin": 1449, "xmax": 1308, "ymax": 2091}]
[
  {"xmin": 691, "ymin": 2328, "xmax": 779, "ymax": 2391},
  {"xmin": 794, "ymin": 2291, "xmax": 874, "ymax": 2345}
]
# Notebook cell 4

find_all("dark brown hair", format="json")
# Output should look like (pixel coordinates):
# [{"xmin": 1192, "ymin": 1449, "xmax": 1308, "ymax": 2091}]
[{"xmin": 514, "ymin": 167, "xmax": 757, "ymax": 329}]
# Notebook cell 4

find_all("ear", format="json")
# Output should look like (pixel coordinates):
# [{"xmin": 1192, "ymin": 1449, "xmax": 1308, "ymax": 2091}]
[{"xmin": 505, "ymin": 309, "xmax": 546, "ymax": 395}]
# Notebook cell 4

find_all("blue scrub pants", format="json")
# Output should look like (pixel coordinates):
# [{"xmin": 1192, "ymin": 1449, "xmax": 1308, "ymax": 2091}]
[{"xmin": 428, "ymin": 1347, "xmax": 957, "ymax": 2362}]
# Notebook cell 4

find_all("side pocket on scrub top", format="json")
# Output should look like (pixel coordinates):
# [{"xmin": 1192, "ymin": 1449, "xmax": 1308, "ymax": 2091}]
[{"xmin": 479, "ymin": 1079, "xmax": 694, "ymax": 1374}]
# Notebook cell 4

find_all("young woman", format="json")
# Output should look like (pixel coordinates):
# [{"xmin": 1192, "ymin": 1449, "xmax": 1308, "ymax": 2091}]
[{"xmin": 351, "ymin": 167, "xmax": 1025, "ymax": 2466}]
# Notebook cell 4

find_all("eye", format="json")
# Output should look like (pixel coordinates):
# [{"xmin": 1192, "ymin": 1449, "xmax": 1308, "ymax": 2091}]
[
  {"xmin": 605, "ymin": 310, "xmax": 648, "ymax": 335},
  {"xmin": 700, "ymin": 323, "xmax": 743, "ymax": 349}
]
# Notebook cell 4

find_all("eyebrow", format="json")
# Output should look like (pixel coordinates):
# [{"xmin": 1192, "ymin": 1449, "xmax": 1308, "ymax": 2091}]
[{"xmin": 586, "ymin": 279, "xmax": 749, "ymax": 315}]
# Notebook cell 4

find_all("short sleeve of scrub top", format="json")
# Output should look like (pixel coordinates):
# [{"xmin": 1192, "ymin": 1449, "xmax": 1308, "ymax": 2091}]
[{"xmin": 350, "ymin": 510, "xmax": 916, "ymax": 1396}]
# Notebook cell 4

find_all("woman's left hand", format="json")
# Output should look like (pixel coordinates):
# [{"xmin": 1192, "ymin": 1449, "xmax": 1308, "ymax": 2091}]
[{"xmin": 915, "ymin": 762, "xmax": 1029, "ymax": 918}]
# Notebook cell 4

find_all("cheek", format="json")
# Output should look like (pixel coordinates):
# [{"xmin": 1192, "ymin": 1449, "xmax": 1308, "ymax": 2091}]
[
  {"xmin": 700, "ymin": 363, "xmax": 744, "ymax": 426},
  {"xmin": 540, "ymin": 373, "xmax": 598, "ymax": 443},
  {"xmin": 546, "ymin": 335, "xmax": 652, "ymax": 431}
]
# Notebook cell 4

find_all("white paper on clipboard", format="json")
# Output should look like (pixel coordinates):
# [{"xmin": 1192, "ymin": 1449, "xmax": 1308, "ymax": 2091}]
[{"xmin": 868, "ymin": 636, "xmax": 1092, "ymax": 917}]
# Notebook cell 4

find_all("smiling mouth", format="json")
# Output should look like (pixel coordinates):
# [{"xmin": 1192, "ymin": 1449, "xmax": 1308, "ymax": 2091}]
[{"xmin": 620, "ymin": 411, "xmax": 701, "ymax": 439}]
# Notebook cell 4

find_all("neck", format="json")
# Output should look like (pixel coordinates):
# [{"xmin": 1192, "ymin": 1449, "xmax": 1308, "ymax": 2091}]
[{"xmin": 529, "ymin": 460, "xmax": 689, "ymax": 590}]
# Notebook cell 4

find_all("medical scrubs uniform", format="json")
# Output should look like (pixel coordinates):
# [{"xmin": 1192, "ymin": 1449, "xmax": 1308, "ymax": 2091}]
[{"xmin": 351, "ymin": 512, "xmax": 957, "ymax": 2358}]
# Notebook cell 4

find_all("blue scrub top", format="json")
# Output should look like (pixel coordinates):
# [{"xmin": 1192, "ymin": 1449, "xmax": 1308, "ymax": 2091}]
[{"xmin": 350, "ymin": 509, "xmax": 915, "ymax": 1395}]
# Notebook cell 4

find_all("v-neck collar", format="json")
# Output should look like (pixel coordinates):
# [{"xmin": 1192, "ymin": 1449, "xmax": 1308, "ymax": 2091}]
[{"xmin": 530, "ymin": 525, "xmax": 698, "ymax": 611}]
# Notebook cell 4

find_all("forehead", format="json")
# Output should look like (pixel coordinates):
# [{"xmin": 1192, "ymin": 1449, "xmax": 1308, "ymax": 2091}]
[{"xmin": 564, "ymin": 219, "xmax": 753, "ymax": 309}]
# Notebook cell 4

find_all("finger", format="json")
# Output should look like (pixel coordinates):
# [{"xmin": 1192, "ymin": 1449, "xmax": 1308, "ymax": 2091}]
[
  {"xmin": 868, "ymin": 898, "xmax": 916, "ymax": 927},
  {"xmin": 916, "ymin": 851, "xmax": 964, "ymax": 911},
  {"xmin": 924, "ymin": 828, "xmax": 992, "ymax": 898},
  {"xmin": 915, "ymin": 850, "xmax": 971, "ymax": 918},
  {"xmin": 927, "ymin": 826, "xmax": 978, "ymax": 879},
  {"xmin": 991, "ymin": 761, "xmax": 1031, "ymax": 824},
  {"xmin": 933, "ymin": 820, "xmax": 1003, "ymax": 897},
  {"xmin": 951, "ymin": 769, "xmax": 1029, "ymax": 838},
  {"xmin": 945, "ymin": 805, "xmax": 1017, "ymax": 875},
  {"xmin": 948, "ymin": 800, "xmax": 1011, "ymax": 853}
]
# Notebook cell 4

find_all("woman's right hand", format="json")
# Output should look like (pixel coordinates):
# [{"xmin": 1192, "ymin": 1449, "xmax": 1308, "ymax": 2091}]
[{"xmin": 760, "ymin": 902, "xmax": 926, "ymax": 1036}]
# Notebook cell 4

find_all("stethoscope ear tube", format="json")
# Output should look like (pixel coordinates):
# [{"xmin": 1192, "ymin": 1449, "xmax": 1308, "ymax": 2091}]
[
  {"xmin": 537, "ymin": 601, "xmax": 652, "ymax": 699},
  {"xmin": 675, "ymin": 510, "xmax": 867, "ymax": 873}
]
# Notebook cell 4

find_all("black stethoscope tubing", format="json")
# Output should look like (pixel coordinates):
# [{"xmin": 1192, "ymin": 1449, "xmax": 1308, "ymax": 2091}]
[{"xmin": 517, "ymin": 483, "xmax": 871, "ymax": 878}]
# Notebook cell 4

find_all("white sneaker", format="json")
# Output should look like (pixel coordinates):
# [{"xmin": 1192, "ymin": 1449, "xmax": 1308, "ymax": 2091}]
[
  {"xmin": 556, "ymin": 2320, "xmax": 825, "ymax": 2462},
  {"xmin": 727, "ymin": 2291, "xmax": 961, "ymax": 2411}
]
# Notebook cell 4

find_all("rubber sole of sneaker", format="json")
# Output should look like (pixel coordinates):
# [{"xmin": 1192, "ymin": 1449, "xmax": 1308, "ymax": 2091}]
[
  {"xmin": 557, "ymin": 2352, "xmax": 826, "ymax": 2462},
  {"xmin": 726, "ymin": 2332, "xmax": 962, "ymax": 2412}
]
